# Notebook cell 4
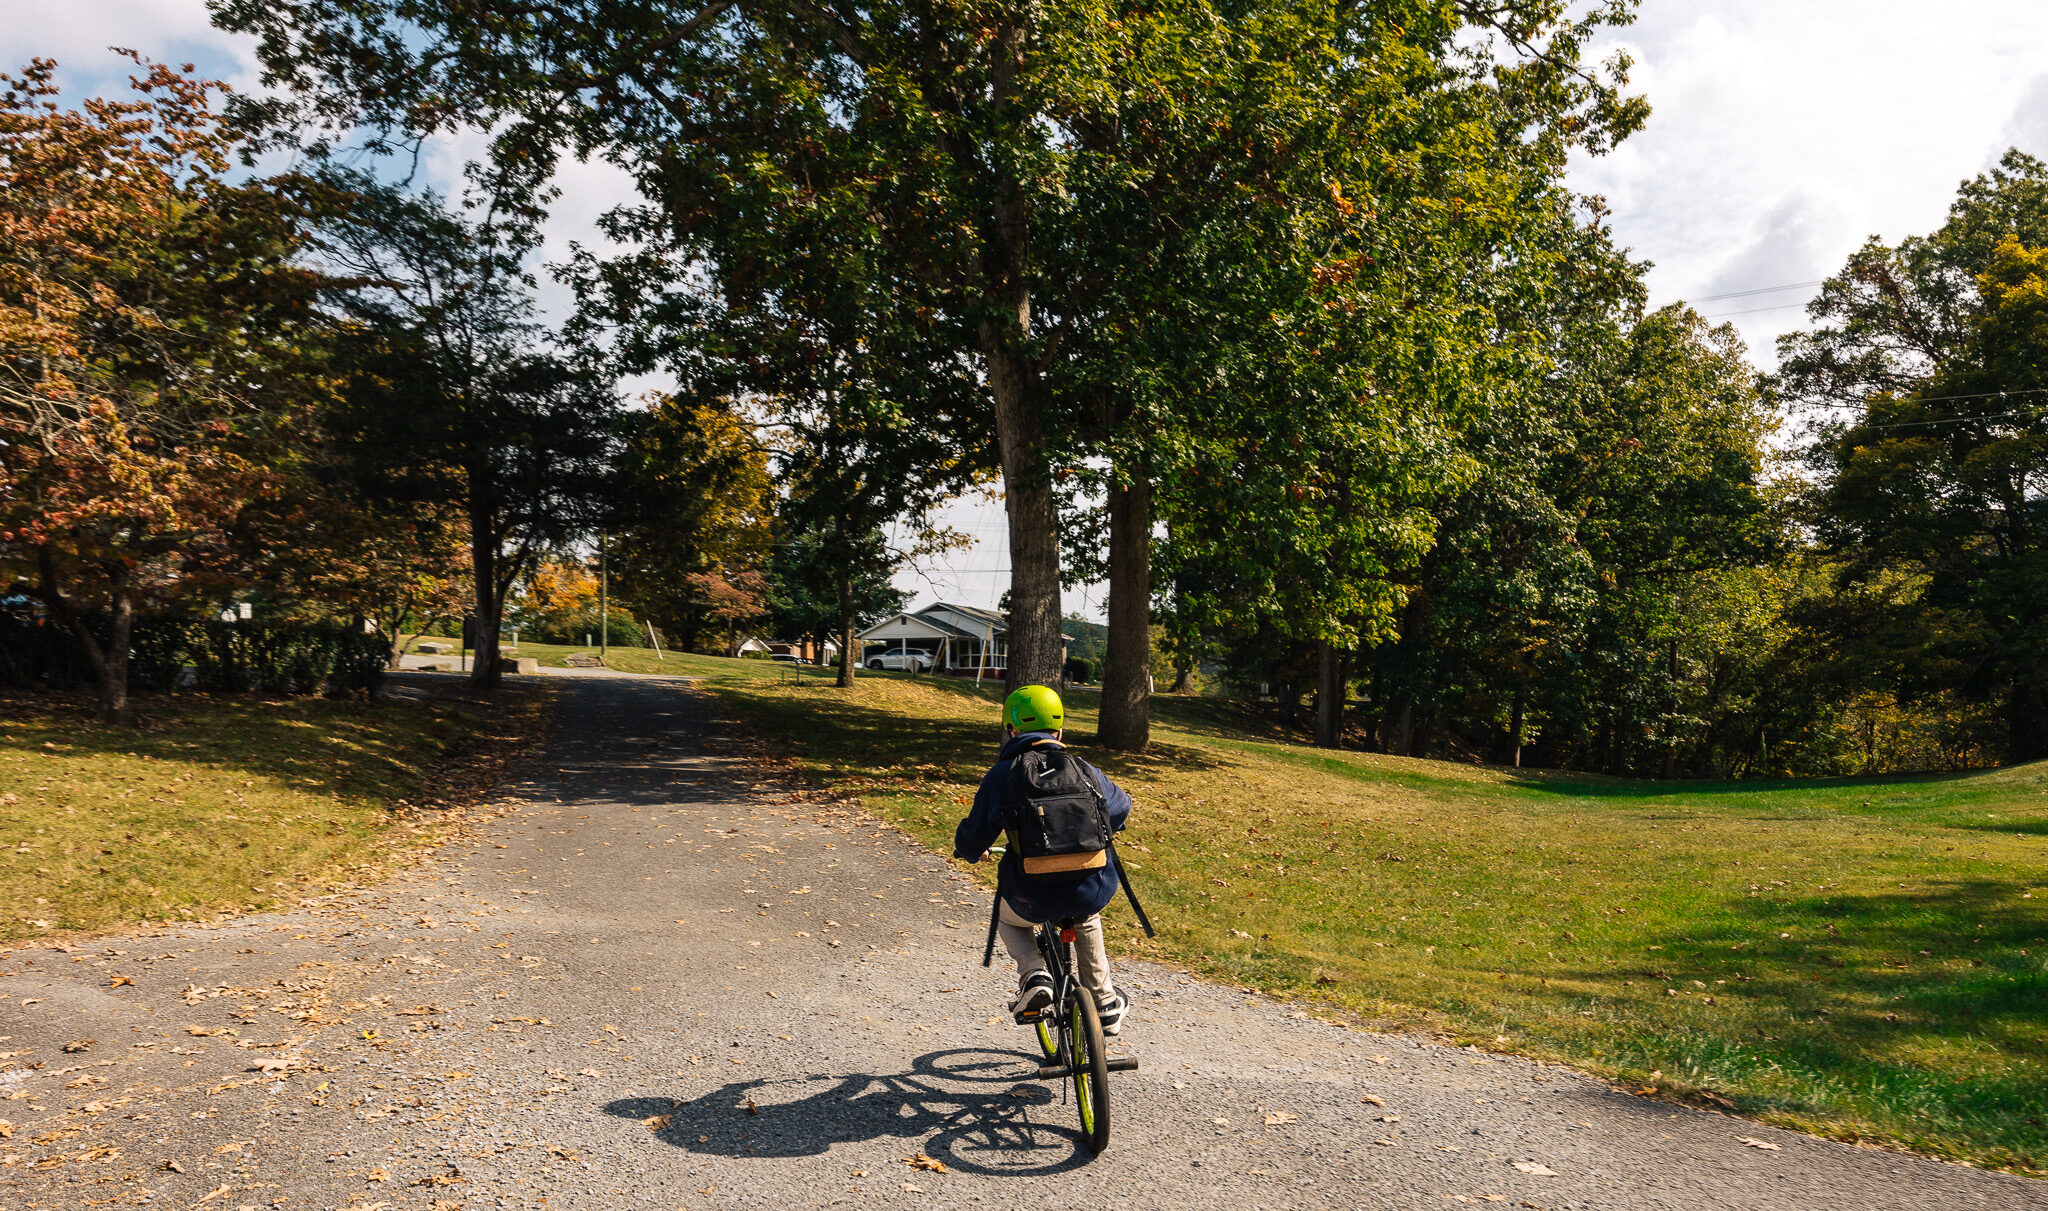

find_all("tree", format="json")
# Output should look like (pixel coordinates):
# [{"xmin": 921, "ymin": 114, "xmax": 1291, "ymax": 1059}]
[
  {"xmin": 609, "ymin": 395, "xmax": 775, "ymax": 654},
  {"xmin": 0, "ymin": 57, "xmax": 327, "ymax": 719},
  {"xmin": 764, "ymin": 526, "xmax": 907, "ymax": 660},
  {"xmin": 297, "ymin": 503, "xmax": 471, "ymax": 668},
  {"xmin": 1792, "ymin": 156, "xmax": 2048, "ymax": 762},
  {"xmin": 219, "ymin": 0, "xmax": 1646, "ymax": 700},
  {"xmin": 308, "ymin": 173, "xmax": 624, "ymax": 689}
]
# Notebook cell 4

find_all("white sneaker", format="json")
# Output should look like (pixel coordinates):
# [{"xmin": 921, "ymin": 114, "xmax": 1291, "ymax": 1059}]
[
  {"xmin": 1011, "ymin": 972, "xmax": 1054, "ymax": 1017},
  {"xmin": 1097, "ymin": 986, "xmax": 1128, "ymax": 1036}
]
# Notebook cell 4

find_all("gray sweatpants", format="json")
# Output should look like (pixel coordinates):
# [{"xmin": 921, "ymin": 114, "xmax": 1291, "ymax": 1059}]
[{"xmin": 997, "ymin": 898, "xmax": 1113, "ymax": 1003}]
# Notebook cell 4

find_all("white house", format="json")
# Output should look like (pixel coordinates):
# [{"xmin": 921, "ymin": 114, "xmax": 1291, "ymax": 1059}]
[{"xmin": 855, "ymin": 602, "xmax": 1068, "ymax": 676}]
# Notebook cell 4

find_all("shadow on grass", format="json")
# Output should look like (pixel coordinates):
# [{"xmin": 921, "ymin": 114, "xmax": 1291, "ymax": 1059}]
[
  {"xmin": 725, "ymin": 680, "xmax": 1237, "ymax": 784},
  {"xmin": 1533, "ymin": 879, "xmax": 2048, "ymax": 1164},
  {"xmin": 601, "ymin": 1048, "xmax": 1091, "ymax": 1175},
  {"xmin": 0, "ymin": 683, "xmax": 515, "ymax": 803}
]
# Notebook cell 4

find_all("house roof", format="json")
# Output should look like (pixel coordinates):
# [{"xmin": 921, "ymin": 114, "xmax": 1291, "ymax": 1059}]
[
  {"xmin": 856, "ymin": 612, "xmax": 975, "ymax": 641},
  {"xmin": 859, "ymin": 602, "xmax": 1076, "ymax": 643}
]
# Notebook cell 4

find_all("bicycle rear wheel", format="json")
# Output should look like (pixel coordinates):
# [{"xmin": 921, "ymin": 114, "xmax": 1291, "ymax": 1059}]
[{"xmin": 1067, "ymin": 991, "xmax": 1112, "ymax": 1153}]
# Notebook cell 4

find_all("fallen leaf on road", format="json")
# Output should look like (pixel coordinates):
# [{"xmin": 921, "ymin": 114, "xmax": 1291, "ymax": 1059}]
[
  {"xmin": 61, "ymin": 1040, "xmax": 95, "ymax": 1054},
  {"xmin": 643, "ymin": 1114, "xmax": 671, "ymax": 1131},
  {"xmin": 1739, "ymin": 1137, "xmax": 1781, "ymax": 1151},
  {"xmin": 1377, "ymin": 1114, "xmax": 1401, "ymax": 1122},
  {"xmin": 901, "ymin": 1183, "xmax": 925, "ymax": 1194},
  {"xmin": 1210, "ymin": 1117, "xmax": 1229, "ymax": 1125},
  {"xmin": 161, "ymin": 1158, "xmax": 182, "ymax": 1172},
  {"xmin": 907, "ymin": 1153, "xmax": 948, "ymax": 1172},
  {"xmin": 1435, "ymin": 1145, "xmax": 1461, "ymax": 1152},
  {"xmin": 1512, "ymin": 1162, "xmax": 1558, "ymax": 1176},
  {"xmin": 746, "ymin": 1097, "xmax": 759, "ymax": 1115},
  {"xmin": 108, "ymin": 976, "xmax": 132, "ymax": 987},
  {"xmin": 547, "ymin": 1146, "xmax": 579, "ymax": 1161},
  {"xmin": 1368, "ymin": 1054, "xmax": 1390, "ymax": 1065},
  {"xmin": 196, "ymin": 1185, "xmax": 232, "ymax": 1204},
  {"xmin": 368, "ymin": 1168, "xmax": 390, "ymax": 1182},
  {"xmin": 1263, "ymin": 1112, "xmax": 1298, "ymax": 1125},
  {"xmin": 1360, "ymin": 1093, "xmax": 1385, "ymax": 1106},
  {"xmin": 578, "ymin": 1068, "xmax": 600, "ymax": 1078}
]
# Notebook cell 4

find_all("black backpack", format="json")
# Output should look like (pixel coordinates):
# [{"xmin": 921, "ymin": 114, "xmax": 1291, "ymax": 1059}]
[{"xmin": 1002, "ymin": 741, "xmax": 1112, "ymax": 876}]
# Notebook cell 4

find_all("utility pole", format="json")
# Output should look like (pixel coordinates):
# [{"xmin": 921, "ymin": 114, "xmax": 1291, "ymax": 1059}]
[{"xmin": 599, "ymin": 534, "xmax": 609, "ymax": 660}]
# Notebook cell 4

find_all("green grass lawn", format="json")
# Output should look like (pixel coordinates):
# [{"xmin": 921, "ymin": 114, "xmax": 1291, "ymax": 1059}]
[
  {"xmin": 407, "ymin": 637, "xmax": 788, "ymax": 680},
  {"xmin": 683, "ymin": 671, "xmax": 2048, "ymax": 1175},
  {"xmin": 0, "ymin": 688, "xmax": 533, "ymax": 942}
]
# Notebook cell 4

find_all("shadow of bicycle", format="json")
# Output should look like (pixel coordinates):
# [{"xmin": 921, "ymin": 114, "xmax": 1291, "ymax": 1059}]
[{"xmin": 601, "ymin": 1047, "xmax": 1097, "ymax": 1175}]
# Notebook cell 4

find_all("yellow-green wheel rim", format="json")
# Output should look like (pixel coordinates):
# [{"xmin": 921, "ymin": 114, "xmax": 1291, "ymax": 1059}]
[{"xmin": 1071, "ymin": 1000, "xmax": 1095, "ymax": 1136}]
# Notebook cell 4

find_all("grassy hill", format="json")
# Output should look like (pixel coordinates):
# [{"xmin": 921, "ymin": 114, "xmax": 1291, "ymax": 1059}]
[{"xmin": 665, "ymin": 666, "xmax": 2048, "ymax": 1174}]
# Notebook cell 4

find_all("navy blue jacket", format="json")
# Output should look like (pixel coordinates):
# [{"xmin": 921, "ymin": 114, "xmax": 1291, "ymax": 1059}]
[{"xmin": 953, "ymin": 731, "xmax": 1133, "ymax": 923}]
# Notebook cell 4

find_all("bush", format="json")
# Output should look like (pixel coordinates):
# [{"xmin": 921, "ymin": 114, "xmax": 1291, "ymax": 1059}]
[
  {"xmin": 188, "ymin": 620, "xmax": 258, "ymax": 693},
  {"xmin": 330, "ymin": 629, "xmax": 389, "ymax": 697},
  {"xmin": 1064, "ymin": 657, "xmax": 1094, "ymax": 684},
  {"xmin": 740, "ymin": 649, "xmax": 769, "ymax": 660}
]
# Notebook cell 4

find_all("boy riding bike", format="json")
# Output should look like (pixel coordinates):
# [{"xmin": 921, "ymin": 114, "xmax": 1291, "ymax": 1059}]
[{"xmin": 954, "ymin": 685, "xmax": 1135, "ymax": 1035}]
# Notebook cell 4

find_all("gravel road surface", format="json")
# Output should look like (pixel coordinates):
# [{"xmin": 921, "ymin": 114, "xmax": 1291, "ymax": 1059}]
[{"xmin": 4, "ymin": 673, "xmax": 2042, "ymax": 1210}]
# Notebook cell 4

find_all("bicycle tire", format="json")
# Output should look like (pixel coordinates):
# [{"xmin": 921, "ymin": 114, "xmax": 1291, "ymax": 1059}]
[
  {"xmin": 1068, "ymin": 991, "xmax": 1112, "ymax": 1153},
  {"xmin": 1035, "ymin": 1017, "xmax": 1058, "ymax": 1060}
]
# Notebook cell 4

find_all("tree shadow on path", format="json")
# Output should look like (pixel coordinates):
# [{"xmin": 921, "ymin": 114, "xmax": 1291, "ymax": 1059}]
[{"xmin": 603, "ymin": 1047, "xmax": 1097, "ymax": 1176}]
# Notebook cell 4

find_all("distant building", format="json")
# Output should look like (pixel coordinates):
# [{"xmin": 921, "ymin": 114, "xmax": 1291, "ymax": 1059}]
[{"xmin": 855, "ymin": 602, "xmax": 1069, "ymax": 676}]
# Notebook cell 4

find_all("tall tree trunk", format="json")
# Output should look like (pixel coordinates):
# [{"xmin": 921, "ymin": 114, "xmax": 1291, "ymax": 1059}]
[
  {"xmin": 37, "ymin": 547, "xmax": 132, "ymax": 722},
  {"xmin": 1314, "ymin": 641, "xmax": 1344, "ymax": 749},
  {"xmin": 983, "ymin": 342, "xmax": 1061, "ymax": 692},
  {"xmin": 970, "ymin": 67, "xmax": 1061, "ymax": 692},
  {"xmin": 468, "ymin": 501, "xmax": 502, "ymax": 690},
  {"xmin": 1099, "ymin": 475, "xmax": 1153, "ymax": 751},
  {"xmin": 1169, "ymin": 663, "xmax": 1192, "ymax": 694},
  {"xmin": 1391, "ymin": 700, "xmax": 1413, "ymax": 756},
  {"xmin": 1277, "ymin": 680, "xmax": 1298, "ymax": 729},
  {"xmin": 1509, "ymin": 684, "xmax": 1526, "ymax": 769},
  {"xmin": 836, "ymin": 565, "xmax": 857, "ymax": 689}
]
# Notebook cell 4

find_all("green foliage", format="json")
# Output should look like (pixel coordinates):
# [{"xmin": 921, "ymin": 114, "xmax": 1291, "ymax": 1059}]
[
  {"xmin": 764, "ymin": 526, "xmax": 906, "ymax": 651},
  {"xmin": 1790, "ymin": 151, "xmax": 2048, "ymax": 765}
]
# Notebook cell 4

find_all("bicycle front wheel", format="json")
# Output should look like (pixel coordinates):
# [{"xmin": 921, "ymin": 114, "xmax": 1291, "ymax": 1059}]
[
  {"xmin": 1068, "ymin": 992, "xmax": 1112, "ymax": 1153},
  {"xmin": 1035, "ymin": 1017, "xmax": 1058, "ymax": 1060}
]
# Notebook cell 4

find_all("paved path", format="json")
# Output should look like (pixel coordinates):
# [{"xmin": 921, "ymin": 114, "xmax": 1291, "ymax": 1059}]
[{"xmin": 4, "ymin": 676, "xmax": 2042, "ymax": 1210}]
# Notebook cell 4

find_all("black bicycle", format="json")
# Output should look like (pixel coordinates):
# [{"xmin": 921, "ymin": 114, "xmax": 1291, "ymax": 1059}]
[
  {"xmin": 980, "ymin": 846, "xmax": 1154, "ymax": 1154},
  {"xmin": 1014, "ymin": 914, "xmax": 1134, "ymax": 1152}
]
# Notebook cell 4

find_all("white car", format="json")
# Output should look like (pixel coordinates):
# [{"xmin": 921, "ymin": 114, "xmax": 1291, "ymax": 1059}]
[{"xmin": 866, "ymin": 651, "xmax": 933, "ymax": 672}]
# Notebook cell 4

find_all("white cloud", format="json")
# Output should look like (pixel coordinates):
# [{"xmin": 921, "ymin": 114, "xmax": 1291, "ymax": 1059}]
[
  {"xmin": 0, "ymin": 0, "xmax": 259, "ymax": 88},
  {"xmin": 1575, "ymin": 0, "xmax": 2048, "ymax": 363}
]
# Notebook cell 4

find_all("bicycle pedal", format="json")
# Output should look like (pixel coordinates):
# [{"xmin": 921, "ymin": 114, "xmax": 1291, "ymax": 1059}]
[{"xmin": 1013, "ymin": 1009, "xmax": 1044, "ymax": 1024}]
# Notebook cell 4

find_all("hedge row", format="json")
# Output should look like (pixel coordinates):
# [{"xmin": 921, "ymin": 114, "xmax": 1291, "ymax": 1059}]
[{"xmin": 1, "ymin": 608, "xmax": 386, "ymax": 697}]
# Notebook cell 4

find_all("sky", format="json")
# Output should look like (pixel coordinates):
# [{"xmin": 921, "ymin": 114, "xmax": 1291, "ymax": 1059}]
[{"xmin": 7, "ymin": 1, "xmax": 2048, "ymax": 618}]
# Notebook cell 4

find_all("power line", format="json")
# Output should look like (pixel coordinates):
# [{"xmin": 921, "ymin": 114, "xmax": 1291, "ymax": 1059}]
[
  {"xmin": 1689, "ymin": 279, "xmax": 1825, "ymax": 304},
  {"xmin": 1801, "ymin": 386, "xmax": 2048, "ymax": 409},
  {"xmin": 1700, "ymin": 301, "xmax": 1814, "ymax": 319}
]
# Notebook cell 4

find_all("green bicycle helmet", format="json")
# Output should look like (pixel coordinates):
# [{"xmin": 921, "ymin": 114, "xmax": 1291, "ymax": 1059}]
[{"xmin": 1004, "ymin": 684, "xmax": 1064, "ymax": 733}]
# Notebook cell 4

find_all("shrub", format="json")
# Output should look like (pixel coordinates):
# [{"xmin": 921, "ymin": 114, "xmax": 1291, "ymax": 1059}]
[{"xmin": 1064, "ymin": 657, "xmax": 1094, "ymax": 684}]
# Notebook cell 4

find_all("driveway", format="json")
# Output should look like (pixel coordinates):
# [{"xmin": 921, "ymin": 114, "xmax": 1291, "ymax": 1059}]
[{"xmin": 2, "ymin": 675, "xmax": 2039, "ymax": 1209}]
